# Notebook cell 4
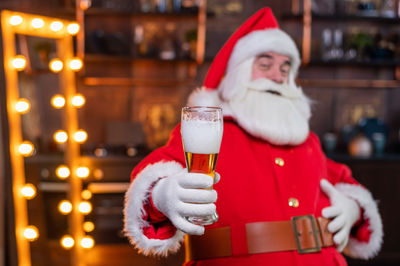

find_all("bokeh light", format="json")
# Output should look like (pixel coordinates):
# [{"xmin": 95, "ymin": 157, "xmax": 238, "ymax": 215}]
[
  {"xmin": 54, "ymin": 130, "xmax": 68, "ymax": 143},
  {"xmin": 67, "ymin": 23, "xmax": 80, "ymax": 35},
  {"xmin": 58, "ymin": 200, "xmax": 73, "ymax": 214},
  {"xmin": 21, "ymin": 183, "xmax": 37, "ymax": 199},
  {"xmin": 60, "ymin": 235, "xmax": 74, "ymax": 249},
  {"xmin": 24, "ymin": 226, "xmax": 39, "ymax": 241},
  {"xmin": 78, "ymin": 201, "xmax": 92, "ymax": 214},
  {"xmin": 49, "ymin": 59, "xmax": 63, "ymax": 73},
  {"xmin": 15, "ymin": 99, "xmax": 31, "ymax": 114},
  {"xmin": 51, "ymin": 95, "xmax": 66, "ymax": 109},
  {"xmin": 56, "ymin": 165, "xmax": 70, "ymax": 179}
]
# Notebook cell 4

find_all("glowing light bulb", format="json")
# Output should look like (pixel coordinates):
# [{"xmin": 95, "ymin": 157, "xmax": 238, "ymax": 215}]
[
  {"xmin": 15, "ymin": 98, "xmax": 31, "ymax": 114},
  {"xmin": 21, "ymin": 183, "xmax": 36, "ymax": 199},
  {"xmin": 54, "ymin": 130, "xmax": 68, "ymax": 143},
  {"xmin": 49, "ymin": 59, "xmax": 63, "ymax": 72},
  {"xmin": 51, "ymin": 95, "xmax": 66, "ymax": 109},
  {"xmin": 93, "ymin": 169, "xmax": 104, "ymax": 180},
  {"xmin": 56, "ymin": 165, "xmax": 70, "ymax": 179},
  {"xmin": 31, "ymin": 18, "xmax": 44, "ymax": 29},
  {"xmin": 10, "ymin": 15, "xmax": 23, "ymax": 26},
  {"xmin": 60, "ymin": 235, "xmax": 74, "ymax": 249},
  {"xmin": 83, "ymin": 221, "xmax": 95, "ymax": 232},
  {"xmin": 69, "ymin": 58, "xmax": 83, "ymax": 71},
  {"xmin": 76, "ymin": 167, "xmax": 90, "ymax": 178},
  {"xmin": 78, "ymin": 201, "xmax": 92, "ymax": 214},
  {"xmin": 50, "ymin": 21, "xmax": 63, "ymax": 32},
  {"xmin": 67, "ymin": 23, "xmax": 80, "ymax": 35},
  {"xmin": 24, "ymin": 226, "xmax": 39, "ymax": 241},
  {"xmin": 18, "ymin": 141, "xmax": 34, "ymax": 157},
  {"xmin": 71, "ymin": 94, "xmax": 86, "ymax": 107},
  {"xmin": 12, "ymin": 55, "xmax": 27, "ymax": 71},
  {"xmin": 58, "ymin": 200, "xmax": 73, "ymax": 214},
  {"xmin": 81, "ymin": 236, "xmax": 94, "ymax": 249},
  {"xmin": 81, "ymin": 189, "xmax": 92, "ymax": 200},
  {"xmin": 80, "ymin": 0, "xmax": 92, "ymax": 10},
  {"xmin": 73, "ymin": 130, "xmax": 87, "ymax": 143}
]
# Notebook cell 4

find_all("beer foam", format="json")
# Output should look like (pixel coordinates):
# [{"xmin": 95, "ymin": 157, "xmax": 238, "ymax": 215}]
[{"xmin": 181, "ymin": 120, "xmax": 223, "ymax": 154}]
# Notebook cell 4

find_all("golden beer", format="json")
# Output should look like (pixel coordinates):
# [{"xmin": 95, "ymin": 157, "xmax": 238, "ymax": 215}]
[
  {"xmin": 181, "ymin": 106, "xmax": 223, "ymax": 225},
  {"xmin": 185, "ymin": 152, "xmax": 218, "ymax": 178}
]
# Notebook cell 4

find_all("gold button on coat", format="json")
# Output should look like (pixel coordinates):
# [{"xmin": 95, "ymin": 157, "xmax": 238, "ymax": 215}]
[
  {"xmin": 288, "ymin": 197, "xmax": 299, "ymax": 208},
  {"xmin": 274, "ymin": 157, "xmax": 285, "ymax": 167}
]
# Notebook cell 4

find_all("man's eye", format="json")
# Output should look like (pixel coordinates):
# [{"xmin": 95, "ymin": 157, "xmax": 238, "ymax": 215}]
[
  {"xmin": 259, "ymin": 63, "xmax": 271, "ymax": 69},
  {"xmin": 280, "ymin": 66, "xmax": 290, "ymax": 75}
]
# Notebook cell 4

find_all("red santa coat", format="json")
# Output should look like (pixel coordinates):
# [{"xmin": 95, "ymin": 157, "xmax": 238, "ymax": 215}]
[{"xmin": 124, "ymin": 118, "xmax": 383, "ymax": 265}]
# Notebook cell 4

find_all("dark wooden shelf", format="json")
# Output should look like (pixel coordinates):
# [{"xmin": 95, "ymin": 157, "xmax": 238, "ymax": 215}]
[
  {"xmin": 85, "ymin": 8, "xmax": 198, "ymax": 20},
  {"xmin": 80, "ymin": 155, "xmax": 145, "ymax": 164},
  {"xmin": 281, "ymin": 12, "xmax": 400, "ymax": 23},
  {"xmin": 24, "ymin": 154, "xmax": 146, "ymax": 164},
  {"xmin": 313, "ymin": 13, "xmax": 400, "ymax": 23},
  {"xmin": 298, "ymin": 78, "xmax": 400, "ymax": 88},
  {"xmin": 0, "ymin": 5, "xmax": 76, "ymax": 19},
  {"xmin": 84, "ymin": 54, "xmax": 197, "ymax": 64},
  {"xmin": 81, "ymin": 76, "xmax": 193, "ymax": 87},
  {"xmin": 280, "ymin": 13, "xmax": 303, "ymax": 20},
  {"xmin": 327, "ymin": 152, "xmax": 400, "ymax": 163},
  {"xmin": 307, "ymin": 59, "xmax": 400, "ymax": 68}
]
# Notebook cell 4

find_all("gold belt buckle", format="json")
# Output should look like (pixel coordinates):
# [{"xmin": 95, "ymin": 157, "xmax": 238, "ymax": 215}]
[{"xmin": 291, "ymin": 215, "xmax": 321, "ymax": 254}]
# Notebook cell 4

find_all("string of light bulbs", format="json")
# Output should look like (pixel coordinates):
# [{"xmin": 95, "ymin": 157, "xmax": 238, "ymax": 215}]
[{"xmin": 2, "ymin": 10, "xmax": 96, "ymax": 265}]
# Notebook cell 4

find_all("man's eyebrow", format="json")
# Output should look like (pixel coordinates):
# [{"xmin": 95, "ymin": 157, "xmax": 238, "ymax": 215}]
[
  {"xmin": 257, "ymin": 54, "xmax": 292, "ymax": 66},
  {"xmin": 257, "ymin": 54, "xmax": 273, "ymax": 59}
]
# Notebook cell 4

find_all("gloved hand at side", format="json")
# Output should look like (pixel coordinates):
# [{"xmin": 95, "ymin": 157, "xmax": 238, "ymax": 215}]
[
  {"xmin": 320, "ymin": 179, "xmax": 361, "ymax": 252},
  {"xmin": 152, "ymin": 169, "xmax": 219, "ymax": 235}
]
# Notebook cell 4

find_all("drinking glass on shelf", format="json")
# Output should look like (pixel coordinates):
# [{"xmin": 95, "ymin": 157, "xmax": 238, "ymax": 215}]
[
  {"xmin": 181, "ymin": 106, "xmax": 223, "ymax": 225},
  {"xmin": 321, "ymin": 28, "xmax": 332, "ymax": 61},
  {"xmin": 333, "ymin": 29, "xmax": 344, "ymax": 59}
]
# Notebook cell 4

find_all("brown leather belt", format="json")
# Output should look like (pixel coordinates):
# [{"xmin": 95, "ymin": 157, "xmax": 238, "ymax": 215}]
[{"xmin": 185, "ymin": 215, "xmax": 334, "ymax": 261}]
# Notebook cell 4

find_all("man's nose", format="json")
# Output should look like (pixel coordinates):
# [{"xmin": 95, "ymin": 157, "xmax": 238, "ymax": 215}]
[{"xmin": 266, "ymin": 67, "xmax": 284, "ymax": 84}]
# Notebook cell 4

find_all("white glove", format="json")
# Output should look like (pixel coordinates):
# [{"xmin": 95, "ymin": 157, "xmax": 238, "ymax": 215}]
[
  {"xmin": 152, "ymin": 169, "xmax": 219, "ymax": 235},
  {"xmin": 320, "ymin": 179, "xmax": 361, "ymax": 252}
]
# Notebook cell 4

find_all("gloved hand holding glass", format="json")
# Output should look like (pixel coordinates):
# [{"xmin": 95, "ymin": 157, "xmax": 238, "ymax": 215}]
[{"xmin": 151, "ymin": 107, "xmax": 223, "ymax": 234}]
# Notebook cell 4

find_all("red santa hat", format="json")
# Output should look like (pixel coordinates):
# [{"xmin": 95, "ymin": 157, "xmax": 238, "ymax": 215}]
[{"xmin": 203, "ymin": 7, "xmax": 301, "ymax": 90}]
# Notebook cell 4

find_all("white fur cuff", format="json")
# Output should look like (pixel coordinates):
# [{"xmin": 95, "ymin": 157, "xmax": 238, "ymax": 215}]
[
  {"xmin": 123, "ymin": 161, "xmax": 186, "ymax": 256},
  {"xmin": 335, "ymin": 183, "xmax": 383, "ymax": 259}
]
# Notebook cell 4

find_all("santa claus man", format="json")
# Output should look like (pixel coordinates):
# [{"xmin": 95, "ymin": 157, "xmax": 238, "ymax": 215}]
[{"xmin": 124, "ymin": 7, "xmax": 383, "ymax": 265}]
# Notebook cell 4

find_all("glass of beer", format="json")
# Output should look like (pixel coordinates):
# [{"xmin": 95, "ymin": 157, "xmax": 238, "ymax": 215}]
[{"xmin": 181, "ymin": 106, "xmax": 223, "ymax": 225}]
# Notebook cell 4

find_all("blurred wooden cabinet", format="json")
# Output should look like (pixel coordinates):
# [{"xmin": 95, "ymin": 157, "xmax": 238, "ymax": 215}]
[
  {"xmin": 73, "ymin": 0, "xmax": 208, "ymax": 149},
  {"xmin": 279, "ymin": 0, "xmax": 400, "ymax": 149},
  {"xmin": 281, "ymin": 0, "xmax": 400, "ymax": 89},
  {"xmin": 77, "ymin": 0, "xmax": 207, "ymax": 85}
]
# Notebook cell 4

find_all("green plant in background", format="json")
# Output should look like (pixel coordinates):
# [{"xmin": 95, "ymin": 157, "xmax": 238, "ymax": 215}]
[
  {"xmin": 184, "ymin": 28, "xmax": 197, "ymax": 60},
  {"xmin": 349, "ymin": 32, "xmax": 373, "ymax": 59},
  {"xmin": 184, "ymin": 28, "xmax": 197, "ymax": 42}
]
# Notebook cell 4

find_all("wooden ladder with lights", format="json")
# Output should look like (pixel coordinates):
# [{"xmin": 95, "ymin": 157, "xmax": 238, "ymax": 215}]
[{"xmin": 1, "ymin": 10, "xmax": 92, "ymax": 266}]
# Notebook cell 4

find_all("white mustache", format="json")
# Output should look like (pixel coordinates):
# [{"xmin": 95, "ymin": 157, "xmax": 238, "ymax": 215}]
[{"xmin": 245, "ymin": 78, "xmax": 302, "ymax": 99}]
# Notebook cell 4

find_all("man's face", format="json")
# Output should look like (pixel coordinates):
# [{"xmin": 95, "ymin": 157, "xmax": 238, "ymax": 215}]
[
  {"xmin": 216, "ymin": 51, "xmax": 310, "ymax": 145},
  {"xmin": 251, "ymin": 52, "xmax": 291, "ymax": 84}
]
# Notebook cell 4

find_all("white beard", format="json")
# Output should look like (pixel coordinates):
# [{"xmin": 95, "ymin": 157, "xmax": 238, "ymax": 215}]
[
  {"xmin": 226, "ymin": 78, "xmax": 311, "ymax": 145},
  {"xmin": 188, "ymin": 60, "xmax": 312, "ymax": 146}
]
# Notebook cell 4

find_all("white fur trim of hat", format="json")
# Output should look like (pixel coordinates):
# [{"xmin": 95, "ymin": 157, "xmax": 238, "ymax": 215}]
[
  {"xmin": 227, "ymin": 28, "xmax": 301, "ymax": 86},
  {"xmin": 123, "ymin": 161, "xmax": 186, "ymax": 256}
]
